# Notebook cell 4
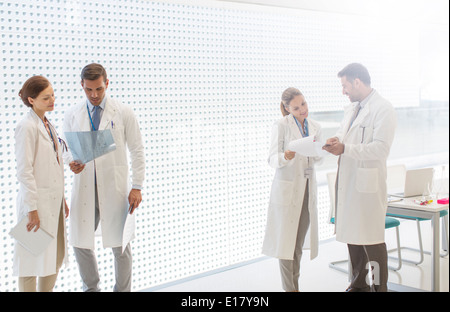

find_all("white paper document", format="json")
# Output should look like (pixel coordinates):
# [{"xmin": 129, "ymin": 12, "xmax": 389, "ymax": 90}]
[
  {"xmin": 9, "ymin": 217, "xmax": 54, "ymax": 256},
  {"xmin": 64, "ymin": 130, "xmax": 116, "ymax": 164},
  {"xmin": 122, "ymin": 212, "xmax": 135, "ymax": 254},
  {"xmin": 288, "ymin": 136, "xmax": 329, "ymax": 157}
]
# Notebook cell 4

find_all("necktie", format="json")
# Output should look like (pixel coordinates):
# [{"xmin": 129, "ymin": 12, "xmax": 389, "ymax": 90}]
[
  {"xmin": 348, "ymin": 103, "xmax": 361, "ymax": 130},
  {"xmin": 92, "ymin": 105, "xmax": 101, "ymax": 131}
]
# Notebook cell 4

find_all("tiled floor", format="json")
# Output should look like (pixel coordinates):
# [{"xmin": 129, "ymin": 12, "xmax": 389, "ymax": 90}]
[{"xmin": 148, "ymin": 219, "xmax": 449, "ymax": 292}]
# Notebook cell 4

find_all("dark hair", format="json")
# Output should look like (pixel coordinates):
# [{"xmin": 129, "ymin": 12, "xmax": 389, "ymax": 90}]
[
  {"xmin": 337, "ymin": 63, "xmax": 371, "ymax": 86},
  {"xmin": 280, "ymin": 87, "xmax": 303, "ymax": 117},
  {"xmin": 81, "ymin": 63, "xmax": 108, "ymax": 82},
  {"xmin": 18, "ymin": 76, "xmax": 51, "ymax": 107}
]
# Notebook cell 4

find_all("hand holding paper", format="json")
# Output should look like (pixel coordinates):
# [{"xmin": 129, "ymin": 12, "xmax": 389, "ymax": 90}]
[
  {"xmin": 9, "ymin": 217, "xmax": 54, "ymax": 256},
  {"xmin": 288, "ymin": 136, "xmax": 329, "ymax": 157},
  {"xmin": 64, "ymin": 130, "xmax": 116, "ymax": 164},
  {"xmin": 284, "ymin": 150, "xmax": 296, "ymax": 160},
  {"xmin": 322, "ymin": 137, "xmax": 344, "ymax": 156},
  {"xmin": 69, "ymin": 161, "xmax": 86, "ymax": 174},
  {"xmin": 128, "ymin": 189, "xmax": 142, "ymax": 214}
]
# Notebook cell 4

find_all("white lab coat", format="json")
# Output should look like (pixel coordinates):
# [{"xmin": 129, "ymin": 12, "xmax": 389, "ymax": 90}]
[
  {"xmin": 13, "ymin": 109, "xmax": 68, "ymax": 277},
  {"xmin": 63, "ymin": 96, "xmax": 145, "ymax": 249},
  {"xmin": 262, "ymin": 115, "xmax": 322, "ymax": 260},
  {"xmin": 333, "ymin": 90, "xmax": 397, "ymax": 245}
]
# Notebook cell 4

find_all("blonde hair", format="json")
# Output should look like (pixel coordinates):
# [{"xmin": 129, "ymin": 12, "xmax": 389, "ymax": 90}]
[{"xmin": 280, "ymin": 87, "xmax": 302, "ymax": 116}]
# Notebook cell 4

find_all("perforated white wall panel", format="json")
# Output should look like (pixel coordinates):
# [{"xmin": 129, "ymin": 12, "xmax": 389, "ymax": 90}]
[{"xmin": 1, "ymin": 0, "xmax": 420, "ymax": 291}]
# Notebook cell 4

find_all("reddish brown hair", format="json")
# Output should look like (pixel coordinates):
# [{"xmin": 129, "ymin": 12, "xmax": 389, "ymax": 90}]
[{"xmin": 18, "ymin": 76, "xmax": 51, "ymax": 107}]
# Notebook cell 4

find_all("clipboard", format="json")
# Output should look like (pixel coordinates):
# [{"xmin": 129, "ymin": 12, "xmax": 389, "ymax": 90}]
[{"xmin": 9, "ymin": 217, "xmax": 54, "ymax": 256}]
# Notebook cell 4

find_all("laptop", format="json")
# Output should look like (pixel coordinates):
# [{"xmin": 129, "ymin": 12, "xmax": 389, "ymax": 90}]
[{"xmin": 388, "ymin": 167, "xmax": 434, "ymax": 198}]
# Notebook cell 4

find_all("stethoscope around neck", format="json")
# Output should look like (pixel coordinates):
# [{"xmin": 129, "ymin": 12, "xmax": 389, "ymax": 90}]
[
  {"xmin": 40, "ymin": 116, "xmax": 57, "ymax": 152},
  {"xmin": 39, "ymin": 115, "xmax": 67, "ymax": 159}
]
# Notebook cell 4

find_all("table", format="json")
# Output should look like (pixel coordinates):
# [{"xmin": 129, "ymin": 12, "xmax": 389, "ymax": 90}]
[{"xmin": 387, "ymin": 197, "xmax": 449, "ymax": 292}]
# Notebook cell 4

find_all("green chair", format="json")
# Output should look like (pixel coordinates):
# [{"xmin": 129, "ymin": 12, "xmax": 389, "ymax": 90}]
[{"xmin": 386, "ymin": 209, "xmax": 448, "ymax": 265}]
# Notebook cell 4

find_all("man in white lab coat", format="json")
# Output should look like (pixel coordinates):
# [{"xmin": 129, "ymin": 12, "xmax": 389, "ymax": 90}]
[
  {"xmin": 324, "ymin": 63, "xmax": 397, "ymax": 292},
  {"xmin": 63, "ymin": 63, "xmax": 145, "ymax": 291}
]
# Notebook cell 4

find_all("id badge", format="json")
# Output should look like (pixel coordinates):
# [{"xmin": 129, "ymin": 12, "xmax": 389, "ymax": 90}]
[{"xmin": 304, "ymin": 167, "xmax": 313, "ymax": 179}]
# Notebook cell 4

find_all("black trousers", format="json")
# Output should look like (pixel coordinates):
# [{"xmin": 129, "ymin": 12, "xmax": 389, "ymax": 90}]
[{"xmin": 347, "ymin": 243, "xmax": 388, "ymax": 292}]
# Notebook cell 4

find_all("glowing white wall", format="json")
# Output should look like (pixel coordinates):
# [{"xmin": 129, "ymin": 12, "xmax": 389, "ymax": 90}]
[{"xmin": 0, "ymin": 0, "xmax": 427, "ymax": 291}]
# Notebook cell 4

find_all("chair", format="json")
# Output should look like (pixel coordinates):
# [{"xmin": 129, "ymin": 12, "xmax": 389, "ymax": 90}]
[
  {"xmin": 386, "ymin": 210, "xmax": 448, "ymax": 264},
  {"xmin": 386, "ymin": 165, "xmax": 449, "ymax": 265},
  {"xmin": 327, "ymin": 171, "xmax": 402, "ymax": 273}
]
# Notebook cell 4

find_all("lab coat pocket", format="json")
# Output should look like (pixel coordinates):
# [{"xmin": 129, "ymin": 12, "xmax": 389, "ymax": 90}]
[
  {"xmin": 270, "ymin": 179, "xmax": 294, "ymax": 206},
  {"xmin": 355, "ymin": 168, "xmax": 379, "ymax": 193}
]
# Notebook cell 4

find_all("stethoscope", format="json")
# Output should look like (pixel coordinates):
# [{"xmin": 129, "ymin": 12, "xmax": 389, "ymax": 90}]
[
  {"xmin": 40, "ymin": 117, "xmax": 67, "ymax": 162},
  {"xmin": 40, "ymin": 117, "xmax": 57, "ymax": 152}
]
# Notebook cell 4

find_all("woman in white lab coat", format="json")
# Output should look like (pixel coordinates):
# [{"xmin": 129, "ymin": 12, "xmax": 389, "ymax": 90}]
[
  {"xmin": 262, "ymin": 87, "xmax": 322, "ymax": 292},
  {"xmin": 14, "ymin": 76, "xmax": 69, "ymax": 292}
]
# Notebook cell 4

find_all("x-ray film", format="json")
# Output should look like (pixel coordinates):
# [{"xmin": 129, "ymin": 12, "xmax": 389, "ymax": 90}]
[{"xmin": 64, "ymin": 130, "xmax": 116, "ymax": 164}]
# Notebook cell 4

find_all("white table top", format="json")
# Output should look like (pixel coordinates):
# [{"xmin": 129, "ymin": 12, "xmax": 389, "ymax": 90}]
[{"xmin": 388, "ymin": 196, "xmax": 449, "ymax": 212}]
